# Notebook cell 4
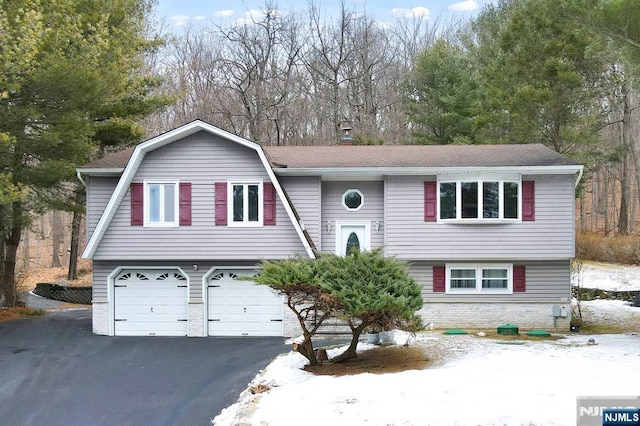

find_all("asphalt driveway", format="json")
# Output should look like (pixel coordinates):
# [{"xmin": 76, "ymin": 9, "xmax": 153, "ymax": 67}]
[{"xmin": 0, "ymin": 309, "xmax": 287, "ymax": 425}]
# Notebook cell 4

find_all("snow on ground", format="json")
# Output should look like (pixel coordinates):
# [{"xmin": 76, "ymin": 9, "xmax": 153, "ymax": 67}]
[
  {"xmin": 213, "ymin": 263, "xmax": 640, "ymax": 426},
  {"xmin": 577, "ymin": 262, "xmax": 640, "ymax": 291}
]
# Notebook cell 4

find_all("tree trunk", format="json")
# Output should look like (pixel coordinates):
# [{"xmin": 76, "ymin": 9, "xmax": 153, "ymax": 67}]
[
  {"xmin": 330, "ymin": 321, "xmax": 368, "ymax": 364},
  {"xmin": 293, "ymin": 336, "xmax": 318, "ymax": 367},
  {"xmin": 618, "ymin": 84, "xmax": 632, "ymax": 236},
  {"xmin": 68, "ymin": 209, "xmax": 82, "ymax": 280},
  {"xmin": 0, "ymin": 202, "xmax": 23, "ymax": 307},
  {"xmin": 22, "ymin": 227, "xmax": 30, "ymax": 272},
  {"xmin": 51, "ymin": 211, "xmax": 63, "ymax": 267}
]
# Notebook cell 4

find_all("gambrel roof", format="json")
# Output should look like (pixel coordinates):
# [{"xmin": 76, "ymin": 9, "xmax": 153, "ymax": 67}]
[{"xmin": 79, "ymin": 120, "xmax": 315, "ymax": 259}]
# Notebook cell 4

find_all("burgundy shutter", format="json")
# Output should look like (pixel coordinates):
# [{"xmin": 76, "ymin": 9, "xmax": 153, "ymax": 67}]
[
  {"xmin": 130, "ymin": 183, "xmax": 143, "ymax": 226},
  {"xmin": 522, "ymin": 180, "xmax": 535, "ymax": 221},
  {"xmin": 513, "ymin": 265, "xmax": 526, "ymax": 292},
  {"xmin": 179, "ymin": 183, "xmax": 192, "ymax": 226},
  {"xmin": 433, "ymin": 265, "xmax": 445, "ymax": 292},
  {"xmin": 215, "ymin": 182, "xmax": 227, "ymax": 225},
  {"xmin": 264, "ymin": 182, "xmax": 276, "ymax": 225},
  {"xmin": 424, "ymin": 181, "xmax": 437, "ymax": 222}
]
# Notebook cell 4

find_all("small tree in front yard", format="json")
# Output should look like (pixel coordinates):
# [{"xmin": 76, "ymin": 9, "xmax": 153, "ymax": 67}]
[
  {"xmin": 250, "ymin": 257, "xmax": 339, "ymax": 366},
  {"xmin": 316, "ymin": 248, "xmax": 424, "ymax": 363}
]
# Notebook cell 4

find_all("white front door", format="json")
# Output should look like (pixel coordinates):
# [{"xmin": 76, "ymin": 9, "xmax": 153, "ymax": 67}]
[
  {"xmin": 207, "ymin": 270, "xmax": 284, "ymax": 336},
  {"xmin": 337, "ymin": 224, "xmax": 369, "ymax": 255}
]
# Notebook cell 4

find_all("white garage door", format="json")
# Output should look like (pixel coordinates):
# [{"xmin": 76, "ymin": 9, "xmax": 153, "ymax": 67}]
[
  {"xmin": 114, "ymin": 270, "xmax": 188, "ymax": 336},
  {"xmin": 207, "ymin": 270, "xmax": 284, "ymax": 336}
]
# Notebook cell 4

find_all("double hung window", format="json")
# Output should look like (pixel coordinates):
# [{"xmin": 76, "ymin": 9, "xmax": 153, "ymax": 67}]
[
  {"xmin": 447, "ymin": 264, "xmax": 512, "ymax": 293},
  {"xmin": 145, "ymin": 182, "xmax": 178, "ymax": 227},
  {"xmin": 229, "ymin": 182, "xmax": 262, "ymax": 226}
]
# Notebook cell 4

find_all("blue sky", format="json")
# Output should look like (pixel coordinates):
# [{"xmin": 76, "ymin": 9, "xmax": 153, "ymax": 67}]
[{"xmin": 154, "ymin": 0, "xmax": 488, "ymax": 29}]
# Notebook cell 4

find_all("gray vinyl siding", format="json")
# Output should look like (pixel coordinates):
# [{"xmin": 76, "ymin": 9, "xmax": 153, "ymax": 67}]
[
  {"xmin": 86, "ymin": 176, "xmax": 119, "ymax": 241},
  {"xmin": 320, "ymin": 181, "xmax": 384, "ymax": 253},
  {"xmin": 279, "ymin": 176, "xmax": 321, "ymax": 247},
  {"xmin": 410, "ymin": 260, "xmax": 571, "ymax": 303},
  {"xmin": 385, "ymin": 174, "xmax": 576, "ymax": 260},
  {"xmin": 92, "ymin": 260, "xmax": 259, "ymax": 302},
  {"xmin": 92, "ymin": 131, "xmax": 306, "ymax": 260}
]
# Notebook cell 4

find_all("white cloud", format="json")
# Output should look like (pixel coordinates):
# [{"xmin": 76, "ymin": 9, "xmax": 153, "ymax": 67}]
[
  {"xmin": 447, "ymin": 0, "xmax": 479, "ymax": 12},
  {"xmin": 215, "ymin": 9, "xmax": 235, "ymax": 18},
  {"xmin": 233, "ymin": 9, "xmax": 281, "ymax": 26},
  {"xmin": 193, "ymin": 15, "xmax": 206, "ymax": 21},
  {"xmin": 169, "ymin": 15, "xmax": 190, "ymax": 27},
  {"xmin": 391, "ymin": 7, "xmax": 430, "ymax": 19}
]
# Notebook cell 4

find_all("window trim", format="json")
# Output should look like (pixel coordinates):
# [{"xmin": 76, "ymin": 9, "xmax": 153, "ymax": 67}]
[
  {"xmin": 437, "ymin": 177, "xmax": 522, "ymax": 223},
  {"xmin": 342, "ymin": 189, "xmax": 364, "ymax": 211},
  {"xmin": 445, "ymin": 263, "xmax": 513, "ymax": 294},
  {"xmin": 227, "ymin": 180, "xmax": 264, "ymax": 227},
  {"xmin": 143, "ymin": 181, "xmax": 179, "ymax": 227}
]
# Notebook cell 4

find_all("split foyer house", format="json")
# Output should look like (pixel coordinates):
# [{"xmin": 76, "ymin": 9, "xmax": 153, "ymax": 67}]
[{"xmin": 78, "ymin": 120, "xmax": 583, "ymax": 337}]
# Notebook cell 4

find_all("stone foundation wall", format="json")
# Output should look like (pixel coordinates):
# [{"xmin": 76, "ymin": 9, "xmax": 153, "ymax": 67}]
[
  {"xmin": 34, "ymin": 283, "xmax": 92, "ymax": 305},
  {"xmin": 420, "ymin": 302, "xmax": 571, "ymax": 331},
  {"xmin": 92, "ymin": 302, "xmax": 109, "ymax": 335},
  {"xmin": 188, "ymin": 302, "xmax": 205, "ymax": 337}
]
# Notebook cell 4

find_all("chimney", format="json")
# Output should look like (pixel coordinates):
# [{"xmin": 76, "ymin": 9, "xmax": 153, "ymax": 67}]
[{"xmin": 339, "ymin": 124, "xmax": 355, "ymax": 145}]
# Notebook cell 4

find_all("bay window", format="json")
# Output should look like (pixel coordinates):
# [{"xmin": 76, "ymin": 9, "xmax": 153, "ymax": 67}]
[{"xmin": 439, "ymin": 179, "xmax": 520, "ymax": 221}]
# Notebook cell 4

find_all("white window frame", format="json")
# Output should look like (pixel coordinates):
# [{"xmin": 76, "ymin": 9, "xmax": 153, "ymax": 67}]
[
  {"xmin": 342, "ymin": 189, "xmax": 364, "ymax": 211},
  {"xmin": 437, "ymin": 176, "xmax": 521, "ymax": 223},
  {"xmin": 228, "ymin": 181, "xmax": 263, "ymax": 227},
  {"xmin": 446, "ymin": 263, "xmax": 513, "ymax": 294},
  {"xmin": 143, "ymin": 181, "xmax": 179, "ymax": 227}
]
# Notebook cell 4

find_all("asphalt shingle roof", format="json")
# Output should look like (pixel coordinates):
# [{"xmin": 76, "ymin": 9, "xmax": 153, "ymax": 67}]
[
  {"xmin": 263, "ymin": 143, "xmax": 578, "ymax": 169},
  {"xmin": 78, "ymin": 142, "xmax": 578, "ymax": 171}
]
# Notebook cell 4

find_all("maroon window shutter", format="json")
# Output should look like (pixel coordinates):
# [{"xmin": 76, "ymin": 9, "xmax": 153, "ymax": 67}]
[
  {"xmin": 522, "ymin": 180, "xmax": 535, "ymax": 221},
  {"xmin": 264, "ymin": 182, "xmax": 276, "ymax": 225},
  {"xmin": 215, "ymin": 182, "xmax": 227, "ymax": 226},
  {"xmin": 179, "ymin": 183, "xmax": 192, "ymax": 226},
  {"xmin": 130, "ymin": 183, "xmax": 143, "ymax": 226},
  {"xmin": 424, "ymin": 181, "xmax": 437, "ymax": 222},
  {"xmin": 513, "ymin": 265, "xmax": 526, "ymax": 292},
  {"xmin": 433, "ymin": 265, "xmax": 445, "ymax": 292}
]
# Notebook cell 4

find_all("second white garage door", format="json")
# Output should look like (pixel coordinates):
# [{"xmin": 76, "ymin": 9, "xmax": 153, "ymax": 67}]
[{"xmin": 207, "ymin": 270, "xmax": 284, "ymax": 336}]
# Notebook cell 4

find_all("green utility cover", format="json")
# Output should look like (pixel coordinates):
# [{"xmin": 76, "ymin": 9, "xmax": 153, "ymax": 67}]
[
  {"xmin": 497, "ymin": 324, "xmax": 519, "ymax": 335},
  {"xmin": 526, "ymin": 330, "xmax": 551, "ymax": 337},
  {"xmin": 443, "ymin": 329, "xmax": 468, "ymax": 335}
]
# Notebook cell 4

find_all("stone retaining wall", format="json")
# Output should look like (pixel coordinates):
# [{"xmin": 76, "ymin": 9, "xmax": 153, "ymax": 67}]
[{"xmin": 34, "ymin": 283, "xmax": 92, "ymax": 305}]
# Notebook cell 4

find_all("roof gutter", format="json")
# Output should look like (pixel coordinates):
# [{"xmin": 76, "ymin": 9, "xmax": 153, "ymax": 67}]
[
  {"xmin": 272, "ymin": 165, "xmax": 584, "ymax": 178},
  {"xmin": 76, "ymin": 170, "xmax": 87, "ymax": 187}
]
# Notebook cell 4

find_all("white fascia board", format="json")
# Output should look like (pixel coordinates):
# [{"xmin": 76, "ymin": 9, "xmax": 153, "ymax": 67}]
[
  {"xmin": 255, "ymin": 148, "xmax": 316, "ymax": 259},
  {"xmin": 272, "ymin": 165, "xmax": 583, "ymax": 178},
  {"xmin": 83, "ymin": 120, "xmax": 315, "ymax": 259},
  {"xmin": 76, "ymin": 168, "xmax": 124, "ymax": 176}
]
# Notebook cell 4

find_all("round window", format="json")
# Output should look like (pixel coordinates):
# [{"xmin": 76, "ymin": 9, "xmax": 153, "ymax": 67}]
[{"xmin": 342, "ymin": 189, "xmax": 363, "ymax": 211}]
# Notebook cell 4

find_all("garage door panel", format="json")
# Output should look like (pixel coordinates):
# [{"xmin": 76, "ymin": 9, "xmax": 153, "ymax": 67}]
[
  {"xmin": 207, "ymin": 270, "xmax": 283, "ymax": 337},
  {"xmin": 114, "ymin": 270, "xmax": 188, "ymax": 336}
]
